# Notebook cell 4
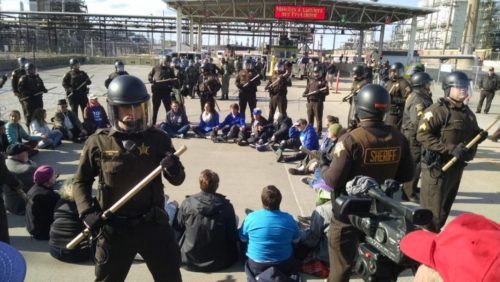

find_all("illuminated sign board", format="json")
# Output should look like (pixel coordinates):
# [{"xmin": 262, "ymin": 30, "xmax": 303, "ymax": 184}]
[{"xmin": 275, "ymin": 5, "xmax": 326, "ymax": 20}]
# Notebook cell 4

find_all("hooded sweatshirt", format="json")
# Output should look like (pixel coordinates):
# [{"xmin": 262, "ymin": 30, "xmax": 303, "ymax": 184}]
[{"xmin": 175, "ymin": 192, "xmax": 238, "ymax": 272}]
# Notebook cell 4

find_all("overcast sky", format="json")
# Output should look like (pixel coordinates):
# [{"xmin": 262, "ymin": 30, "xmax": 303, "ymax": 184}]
[{"xmin": 2, "ymin": 0, "xmax": 421, "ymax": 49}]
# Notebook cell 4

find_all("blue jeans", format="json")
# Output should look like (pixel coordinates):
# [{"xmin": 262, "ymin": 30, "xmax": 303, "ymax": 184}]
[{"xmin": 160, "ymin": 123, "xmax": 190, "ymax": 137}]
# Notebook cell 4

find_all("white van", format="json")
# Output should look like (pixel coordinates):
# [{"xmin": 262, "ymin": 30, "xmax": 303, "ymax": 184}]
[{"xmin": 216, "ymin": 50, "xmax": 225, "ymax": 59}]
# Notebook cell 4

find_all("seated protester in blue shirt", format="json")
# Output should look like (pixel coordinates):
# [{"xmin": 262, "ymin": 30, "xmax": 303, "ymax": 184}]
[
  {"xmin": 212, "ymin": 103, "xmax": 246, "ymax": 144},
  {"xmin": 174, "ymin": 169, "xmax": 238, "ymax": 272},
  {"xmin": 159, "ymin": 100, "xmax": 190, "ymax": 138},
  {"xmin": 191, "ymin": 102, "xmax": 219, "ymax": 139},
  {"xmin": 240, "ymin": 185, "xmax": 300, "ymax": 280},
  {"xmin": 274, "ymin": 118, "xmax": 319, "ymax": 163}
]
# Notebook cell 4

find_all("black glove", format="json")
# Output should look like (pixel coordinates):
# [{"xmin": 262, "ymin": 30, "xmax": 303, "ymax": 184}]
[
  {"xmin": 43, "ymin": 88, "xmax": 48, "ymax": 93},
  {"xmin": 161, "ymin": 152, "xmax": 181, "ymax": 175},
  {"xmin": 451, "ymin": 142, "xmax": 468, "ymax": 161},
  {"xmin": 478, "ymin": 130, "xmax": 488, "ymax": 144},
  {"xmin": 82, "ymin": 210, "xmax": 104, "ymax": 232},
  {"xmin": 319, "ymin": 151, "xmax": 331, "ymax": 167}
]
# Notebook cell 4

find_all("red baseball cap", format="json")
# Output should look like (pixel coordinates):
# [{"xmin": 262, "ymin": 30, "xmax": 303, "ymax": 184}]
[{"xmin": 400, "ymin": 213, "xmax": 500, "ymax": 282}]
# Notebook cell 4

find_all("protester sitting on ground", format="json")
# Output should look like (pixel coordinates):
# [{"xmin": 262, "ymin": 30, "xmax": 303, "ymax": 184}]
[
  {"xmin": 191, "ymin": 102, "xmax": 219, "ymax": 138},
  {"xmin": 240, "ymin": 185, "xmax": 300, "ymax": 280},
  {"xmin": 49, "ymin": 178, "xmax": 92, "ymax": 263},
  {"xmin": 4, "ymin": 144, "xmax": 37, "ymax": 215},
  {"xmin": 275, "ymin": 118, "xmax": 319, "ymax": 163},
  {"xmin": 0, "ymin": 153, "xmax": 25, "ymax": 243},
  {"xmin": 26, "ymin": 165, "xmax": 61, "ymax": 240},
  {"xmin": 174, "ymin": 169, "xmax": 239, "ymax": 272},
  {"xmin": 29, "ymin": 108, "xmax": 63, "ymax": 149},
  {"xmin": 400, "ymin": 213, "xmax": 500, "ymax": 282},
  {"xmin": 82, "ymin": 94, "xmax": 110, "ymax": 134},
  {"xmin": 0, "ymin": 120, "xmax": 9, "ymax": 155},
  {"xmin": 294, "ymin": 191, "xmax": 333, "ymax": 278},
  {"xmin": 247, "ymin": 108, "xmax": 271, "ymax": 147},
  {"xmin": 289, "ymin": 122, "xmax": 343, "ymax": 176},
  {"xmin": 52, "ymin": 99, "xmax": 87, "ymax": 143},
  {"xmin": 212, "ymin": 103, "xmax": 246, "ymax": 144},
  {"xmin": 159, "ymin": 100, "xmax": 190, "ymax": 138},
  {"xmin": 269, "ymin": 111, "xmax": 293, "ymax": 145},
  {"xmin": 5, "ymin": 110, "xmax": 42, "ymax": 154}
]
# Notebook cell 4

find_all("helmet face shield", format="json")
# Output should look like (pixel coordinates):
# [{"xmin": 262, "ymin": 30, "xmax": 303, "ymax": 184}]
[{"xmin": 108, "ymin": 100, "xmax": 151, "ymax": 133}]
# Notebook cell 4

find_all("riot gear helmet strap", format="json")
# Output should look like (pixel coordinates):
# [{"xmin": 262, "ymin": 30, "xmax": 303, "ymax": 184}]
[
  {"xmin": 355, "ymin": 84, "xmax": 390, "ymax": 120},
  {"xmin": 107, "ymin": 75, "xmax": 151, "ymax": 133}
]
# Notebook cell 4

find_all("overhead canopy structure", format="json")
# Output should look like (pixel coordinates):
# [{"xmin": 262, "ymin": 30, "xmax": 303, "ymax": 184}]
[{"xmin": 163, "ymin": 0, "xmax": 434, "ymax": 29}]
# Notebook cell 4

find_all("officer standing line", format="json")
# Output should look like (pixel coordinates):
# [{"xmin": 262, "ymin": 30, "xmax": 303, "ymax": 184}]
[
  {"xmin": 220, "ymin": 58, "xmax": 233, "ymax": 100},
  {"xmin": 17, "ymin": 63, "xmax": 48, "ymax": 127},
  {"xmin": 417, "ymin": 71, "xmax": 488, "ymax": 232},
  {"xmin": 10, "ymin": 57, "xmax": 28, "ymax": 97},
  {"xmin": 62, "ymin": 58, "xmax": 92, "ymax": 120},
  {"xmin": 185, "ymin": 59, "xmax": 200, "ymax": 99},
  {"xmin": 73, "ymin": 75, "xmax": 185, "ymax": 282},
  {"xmin": 196, "ymin": 63, "xmax": 221, "ymax": 113},
  {"xmin": 266, "ymin": 61, "xmax": 291, "ymax": 123},
  {"xmin": 384, "ymin": 62, "xmax": 412, "ymax": 130},
  {"xmin": 236, "ymin": 59, "xmax": 261, "ymax": 122},
  {"xmin": 148, "ymin": 56, "xmax": 176, "ymax": 125},
  {"xmin": 104, "ymin": 61, "xmax": 129, "ymax": 89},
  {"xmin": 345, "ymin": 65, "xmax": 369, "ymax": 128},
  {"xmin": 400, "ymin": 72, "xmax": 434, "ymax": 203},
  {"xmin": 476, "ymin": 67, "xmax": 499, "ymax": 114},
  {"xmin": 304, "ymin": 65, "xmax": 329, "ymax": 136},
  {"xmin": 320, "ymin": 84, "xmax": 415, "ymax": 282}
]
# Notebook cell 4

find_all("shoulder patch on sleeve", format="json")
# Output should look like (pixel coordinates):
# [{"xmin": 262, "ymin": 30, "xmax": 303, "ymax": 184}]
[
  {"xmin": 416, "ymin": 104, "xmax": 425, "ymax": 117},
  {"xmin": 423, "ymin": 111, "xmax": 433, "ymax": 121},
  {"xmin": 333, "ymin": 141, "xmax": 345, "ymax": 158},
  {"xmin": 418, "ymin": 122, "xmax": 428, "ymax": 132}
]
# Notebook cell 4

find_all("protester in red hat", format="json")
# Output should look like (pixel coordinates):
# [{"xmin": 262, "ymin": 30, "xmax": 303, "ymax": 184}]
[
  {"xmin": 400, "ymin": 213, "xmax": 500, "ymax": 282},
  {"xmin": 25, "ymin": 165, "xmax": 60, "ymax": 240}
]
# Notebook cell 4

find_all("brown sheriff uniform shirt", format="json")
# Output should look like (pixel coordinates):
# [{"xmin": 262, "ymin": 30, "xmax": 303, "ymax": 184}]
[
  {"xmin": 321, "ymin": 120, "xmax": 414, "ymax": 198},
  {"xmin": 73, "ymin": 128, "xmax": 185, "ymax": 217},
  {"xmin": 416, "ymin": 97, "xmax": 480, "ymax": 162},
  {"xmin": 305, "ymin": 79, "xmax": 329, "ymax": 102}
]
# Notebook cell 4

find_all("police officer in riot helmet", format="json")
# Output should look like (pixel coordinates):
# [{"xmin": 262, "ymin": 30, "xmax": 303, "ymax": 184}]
[
  {"xmin": 304, "ymin": 64, "xmax": 329, "ymax": 135},
  {"xmin": 73, "ymin": 75, "xmax": 185, "ymax": 281},
  {"xmin": 62, "ymin": 58, "xmax": 92, "ymax": 119},
  {"xmin": 195, "ymin": 63, "xmax": 221, "ymax": 112},
  {"xmin": 148, "ymin": 55, "xmax": 176, "ymax": 124},
  {"xmin": 266, "ymin": 61, "xmax": 292, "ymax": 122},
  {"xmin": 10, "ymin": 57, "xmax": 29, "ymax": 97},
  {"xmin": 417, "ymin": 71, "xmax": 487, "ymax": 232},
  {"xmin": 401, "ymin": 72, "xmax": 434, "ymax": 202},
  {"xmin": 321, "ymin": 84, "xmax": 414, "ymax": 282},
  {"xmin": 384, "ymin": 62, "xmax": 412, "ymax": 130},
  {"xmin": 236, "ymin": 58, "xmax": 261, "ymax": 121},
  {"xmin": 104, "ymin": 61, "xmax": 129, "ymax": 89},
  {"xmin": 18, "ymin": 62, "xmax": 48, "ymax": 126},
  {"xmin": 345, "ymin": 65, "xmax": 369, "ymax": 128}
]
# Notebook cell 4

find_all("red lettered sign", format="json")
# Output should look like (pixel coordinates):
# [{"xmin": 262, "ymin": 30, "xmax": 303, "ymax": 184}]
[{"xmin": 275, "ymin": 5, "xmax": 326, "ymax": 20}]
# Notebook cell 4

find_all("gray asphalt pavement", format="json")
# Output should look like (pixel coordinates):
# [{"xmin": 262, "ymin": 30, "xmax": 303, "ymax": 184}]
[{"xmin": 1, "ymin": 64, "xmax": 499, "ymax": 282}]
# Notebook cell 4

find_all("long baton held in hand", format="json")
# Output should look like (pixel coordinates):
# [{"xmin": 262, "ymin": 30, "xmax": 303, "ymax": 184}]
[
  {"xmin": 76, "ymin": 74, "xmax": 94, "ymax": 91},
  {"xmin": 266, "ymin": 71, "xmax": 290, "ymax": 89},
  {"xmin": 442, "ymin": 115, "xmax": 500, "ymax": 172},
  {"xmin": 66, "ymin": 145, "xmax": 188, "ymax": 250},
  {"xmin": 146, "ymin": 78, "xmax": 177, "ymax": 85},
  {"xmin": 232, "ymin": 74, "xmax": 261, "ymax": 95},
  {"xmin": 304, "ymin": 87, "xmax": 328, "ymax": 97},
  {"xmin": 19, "ymin": 86, "xmax": 57, "ymax": 102}
]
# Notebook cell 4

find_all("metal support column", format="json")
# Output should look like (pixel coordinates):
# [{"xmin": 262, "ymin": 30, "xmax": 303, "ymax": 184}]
[
  {"xmin": 189, "ymin": 19, "xmax": 194, "ymax": 50},
  {"xmin": 378, "ymin": 24, "xmax": 385, "ymax": 56},
  {"xmin": 407, "ymin": 15, "xmax": 417, "ymax": 64},
  {"xmin": 197, "ymin": 23, "xmax": 202, "ymax": 51},
  {"xmin": 217, "ymin": 25, "xmax": 221, "ymax": 51},
  {"xmin": 356, "ymin": 29, "xmax": 364, "ymax": 63},
  {"xmin": 176, "ymin": 7, "xmax": 182, "ymax": 52}
]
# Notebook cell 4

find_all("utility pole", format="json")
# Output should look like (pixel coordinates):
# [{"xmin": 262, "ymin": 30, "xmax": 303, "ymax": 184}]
[{"xmin": 462, "ymin": 0, "xmax": 480, "ymax": 55}]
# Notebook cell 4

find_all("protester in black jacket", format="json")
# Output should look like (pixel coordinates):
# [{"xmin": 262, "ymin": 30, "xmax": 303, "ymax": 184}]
[
  {"xmin": 26, "ymin": 165, "xmax": 60, "ymax": 240},
  {"xmin": 174, "ymin": 169, "xmax": 238, "ymax": 272},
  {"xmin": 270, "ymin": 112, "xmax": 293, "ymax": 144},
  {"xmin": 49, "ymin": 178, "xmax": 92, "ymax": 262}
]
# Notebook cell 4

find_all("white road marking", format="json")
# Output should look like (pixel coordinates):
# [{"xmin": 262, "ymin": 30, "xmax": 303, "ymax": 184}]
[{"xmin": 284, "ymin": 164, "xmax": 304, "ymax": 216}]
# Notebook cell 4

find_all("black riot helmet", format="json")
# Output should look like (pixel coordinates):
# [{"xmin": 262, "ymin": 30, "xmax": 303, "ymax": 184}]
[
  {"xmin": 202, "ymin": 63, "xmax": 211, "ymax": 74},
  {"xmin": 25, "ymin": 63, "xmax": 36, "ymax": 75},
  {"xmin": 274, "ymin": 61, "xmax": 285, "ymax": 73},
  {"xmin": 69, "ymin": 58, "xmax": 80, "ymax": 70},
  {"xmin": 162, "ymin": 55, "xmax": 172, "ymax": 66},
  {"xmin": 352, "ymin": 65, "xmax": 365, "ymax": 80},
  {"xmin": 389, "ymin": 62, "xmax": 405, "ymax": 79},
  {"xmin": 355, "ymin": 84, "xmax": 390, "ymax": 121},
  {"xmin": 442, "ymin": 71, "xmax": 470, "ymax": 97},
  {"xmin": 107, "ymin": 75, "xmax": 151, "ymax": 133},
  {"xmin": 17, "ymin": 57, "xmax": 28, "ymax": 69},
  {"xmin": 313, "ymin": 64, "xmax": 324, "ymax": 79},
  {"xmin": 410, "ymin": 72, "xmax": 433, "ymax": 88},
  {"xmin": 114, "ymin": 61, "xmax": 125, "ymax": 72}
]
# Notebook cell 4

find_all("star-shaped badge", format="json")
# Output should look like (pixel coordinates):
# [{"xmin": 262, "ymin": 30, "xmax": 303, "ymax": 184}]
[{"xmin": 137, "ymin": 143, "xmax": 149, "ymax": 156}]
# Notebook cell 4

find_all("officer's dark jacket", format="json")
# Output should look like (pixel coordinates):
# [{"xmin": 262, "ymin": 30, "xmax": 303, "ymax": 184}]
[
  {"xmin": 18, "ymin": 74, "xmax": 47, "ymax": 100},
  {"xmin": 236, "ymin": 69, "xmax": 261, "ymax": 95},
  {"xmin": 350, "ymin": 79, "xmax": 368, "ymax": 97},
  {"xmin": 321, "ymin": 120, "xmax": 414, "ymax": 198},
  {"xmin": 402, "ymin": 88, "xmax": 433, "ymax": 137},
  {"xmin": 26, "ymin": 184, "xmax": 60, "ymax": 240},
  {"xmin": 479, "ymin": 73, "xmax": 499, "ymax": 92},
  {"xmin": 416, "ymin": 98, "xmax": 480, "ymax": 162},
  {"xmin": 148, "ymin": 65, "xmax": 176, "ymax": 91},
  {"xmin": 196, "ymin": 73, "xmax": 221, "ymax": 96},
  {"xmin": 10, "ymin": 68, "xmax": 26, "ymax": 95},
  {"xmin": 174, "ymin": 192, "xmax": 238, "ymax": 272},
  {"xmin": 73, "ymin": 128, "xmax": 185, "ymax": 217},
  {"xmin": 104, "ymin": 71, "xmax": 129, "ymax": 89},
  {"xmin": 266, "ymin": 72, "xmax": 291, "ymax": 96},
  {"xmin": 62, "ymin": 70, "xmax": 91, "ymax": 95},
  {"xmin": 305, "ymin": 78, "xmax": 329, "ymax": 102},
  {"xmin": 385, "ymin": 77, "xmax": 412, "ymax": 105}
]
